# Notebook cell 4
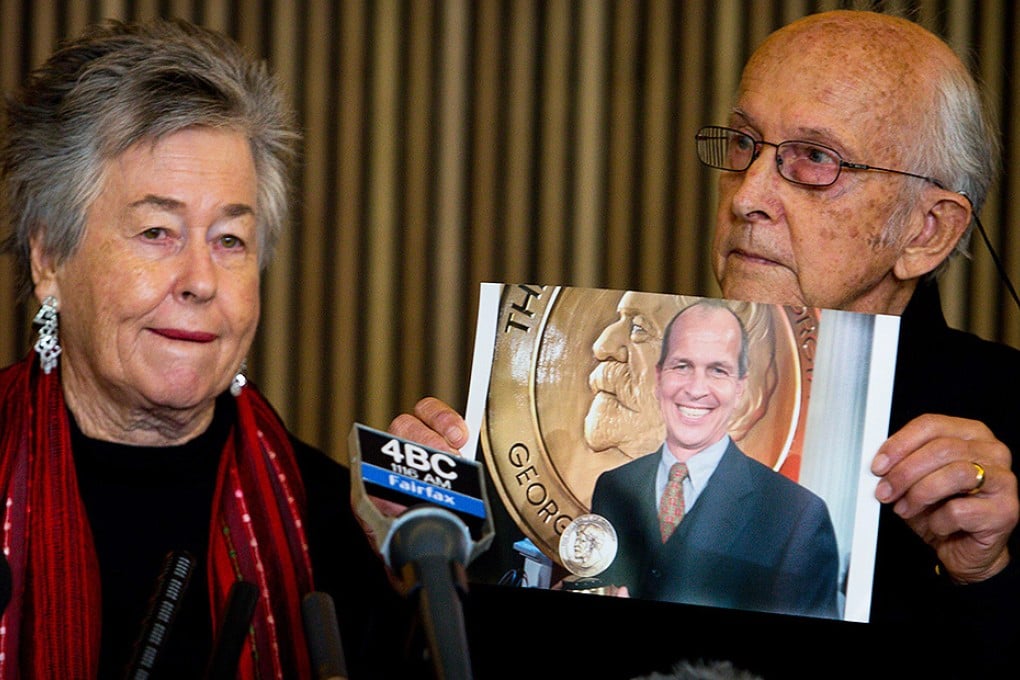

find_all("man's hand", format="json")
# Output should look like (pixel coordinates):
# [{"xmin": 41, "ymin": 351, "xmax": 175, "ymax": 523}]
[
  {"xmin": 365, "ymin": 397, "xmax": 467, "ymax": 526},
  {"xmin": 871, "ymin": 414, "xmax": 1018, "ymax": 583},
  {"xmin": 388, "ymin": 396, "xmax": 469, "ymax": 455},
  {"xmin": 372, "ymin": 396, "xmax": 467, "ymax": 522}
]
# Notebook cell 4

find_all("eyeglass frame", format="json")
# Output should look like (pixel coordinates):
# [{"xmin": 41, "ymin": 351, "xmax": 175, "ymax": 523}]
[{"xmin": 694, "ymin": 125, "xmax": 947, "ymax": 190}]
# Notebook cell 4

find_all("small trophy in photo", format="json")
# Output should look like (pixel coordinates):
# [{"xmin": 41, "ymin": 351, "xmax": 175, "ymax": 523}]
[{"xmin": 557, "ymin": 513, "xmax": 618, "ymax": 595}]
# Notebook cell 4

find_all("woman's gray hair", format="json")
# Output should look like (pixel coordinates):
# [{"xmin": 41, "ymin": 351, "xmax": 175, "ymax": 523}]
[{"xmin": 1, "ymin": 18, "xmax": 299, "ymax": 300}]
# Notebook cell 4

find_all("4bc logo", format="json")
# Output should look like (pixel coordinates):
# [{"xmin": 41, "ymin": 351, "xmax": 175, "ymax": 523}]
[
  {"xmin": 351, "ymin": 423, "xmax": 490, "ymax": 535},
  {"xmin": 379, "ymin": 438, "xmax": 458, "ymax": 488}
]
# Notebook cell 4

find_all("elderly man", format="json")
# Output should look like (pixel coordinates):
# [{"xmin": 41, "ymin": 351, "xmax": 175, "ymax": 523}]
[{"xmin": 391, "ymin": 9, "xmax": 1020, "ymax": 678}]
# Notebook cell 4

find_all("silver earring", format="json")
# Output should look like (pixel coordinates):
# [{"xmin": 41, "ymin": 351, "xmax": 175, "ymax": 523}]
[
  {"xmin": 33, "ymin": 295, "xmax": 61, "ymax": 375},
  {"xmin": 230, "ymin": 359, "xmax": 248, "ymax": 397}
]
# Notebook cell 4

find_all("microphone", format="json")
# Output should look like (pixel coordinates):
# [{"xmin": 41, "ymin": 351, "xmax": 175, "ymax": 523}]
[
  {"xmin": 204, "ymin": 580, "xmax": 259, "ymax": 680},
  {"xmin": 348, "ymin": 424, "xmax": 494, "ymax": 680},
  {"xmin": 0, "ymin": 551, "xmax": 11, "ymax": 618},
  {"xmin": 302, "ymin": 591, "xmax": 348, "ymax": 680},
  {"xmin": 125, "ymin": 550, "xmax": 195, "ymax": 680},
  {"xmin": 387, "ymin": 506, "xmax": 473, "ymax": 680}
]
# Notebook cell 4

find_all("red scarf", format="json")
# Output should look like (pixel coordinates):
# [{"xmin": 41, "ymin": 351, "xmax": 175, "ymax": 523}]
[{"xmin": 0, "ymin": 353, "xmax": 314, "ymax": 678}]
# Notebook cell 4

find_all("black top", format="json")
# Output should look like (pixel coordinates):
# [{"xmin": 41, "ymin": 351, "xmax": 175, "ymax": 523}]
[
  {"xmin": 462, "ymin": 281, "xmax": 1020, "ymax": 679},
  {"xmin": 71, "ymin": 392, "xmax": 418, "ymax": 679},
  {"xmin": 872, "ymin": 279, "xmax": 1020, "ymax": 674}
]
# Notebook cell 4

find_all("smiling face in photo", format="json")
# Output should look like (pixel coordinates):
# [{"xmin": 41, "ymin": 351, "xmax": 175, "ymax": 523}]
[{"xmin": 656, "ymin": 305, "xmax": 747, "ymax": 460}]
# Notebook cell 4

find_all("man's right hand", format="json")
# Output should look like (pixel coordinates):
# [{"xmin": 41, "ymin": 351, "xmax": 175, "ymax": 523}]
[{"xmin": 388, "ymin": 396, "xmax": 469, "ymax": 456}]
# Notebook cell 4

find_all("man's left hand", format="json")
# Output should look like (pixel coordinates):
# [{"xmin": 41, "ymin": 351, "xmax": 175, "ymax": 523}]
[{"xmin": 872, "ymin": 414, "xmax": 1018, "ymax": 583}]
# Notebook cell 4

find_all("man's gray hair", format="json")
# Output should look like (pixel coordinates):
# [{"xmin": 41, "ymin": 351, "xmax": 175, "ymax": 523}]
[{"xmin": 896, "ymin": 37, "xmax": 1001, "ymax": 276}]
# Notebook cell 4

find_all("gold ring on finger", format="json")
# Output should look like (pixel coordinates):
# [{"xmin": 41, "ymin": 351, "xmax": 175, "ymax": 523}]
[{"xmin": 967, "ymin": 462, "xmax": 986, "ymax": 495}]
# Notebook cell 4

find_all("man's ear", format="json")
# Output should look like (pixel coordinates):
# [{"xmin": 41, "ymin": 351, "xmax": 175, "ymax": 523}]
[
  {"xmin": 29, "ymin": 233, "xmax": 61, "ymax": 304},
  {"xmin": 893, "ymin": 191, "xmax": 971, "ymax": 281},
  {"xmin": 735, "ymin": 375, "xmax": 748, "ymax": 402}
]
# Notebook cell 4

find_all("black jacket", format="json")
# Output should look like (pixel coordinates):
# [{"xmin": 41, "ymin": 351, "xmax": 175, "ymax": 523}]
[
  {"xmin": 870, "ymin": 280, "xmax": 1020, "ymax": 677},
  {"xmin": 592, "ymin": 441, "xmax": 839, "ymax": 618}
]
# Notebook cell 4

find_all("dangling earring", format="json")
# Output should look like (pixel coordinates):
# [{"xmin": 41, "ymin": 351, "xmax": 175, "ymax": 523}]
[
  {"xmin": 33, "ymin": 295, "xmax": 62, "ymax": 375},
  {"xmin": 230, "ymin": 359, "xmax": 248, "ymax": 397}
]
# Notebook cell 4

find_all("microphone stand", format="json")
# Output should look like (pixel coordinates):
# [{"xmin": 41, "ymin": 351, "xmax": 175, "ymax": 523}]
[{"xmin": 387, "ymin": 507, "xmax": 473, "ymax": 680}]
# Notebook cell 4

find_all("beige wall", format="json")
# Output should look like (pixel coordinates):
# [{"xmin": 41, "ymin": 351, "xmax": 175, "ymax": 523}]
[{"xmin": 2, "ymin": 0, "xmax": 1017, "ymax": 462}]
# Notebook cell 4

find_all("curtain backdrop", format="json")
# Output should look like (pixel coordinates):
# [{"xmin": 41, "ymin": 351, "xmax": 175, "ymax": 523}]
[{"xmin": 2, "ymin": 0, "xmax": 1016, "ymax": 463}]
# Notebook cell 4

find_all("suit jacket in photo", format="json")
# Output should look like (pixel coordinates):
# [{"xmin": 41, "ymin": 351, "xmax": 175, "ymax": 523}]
[{"xmin": 590, "ymin": 439, "xmax": 840, "ymax": 619}]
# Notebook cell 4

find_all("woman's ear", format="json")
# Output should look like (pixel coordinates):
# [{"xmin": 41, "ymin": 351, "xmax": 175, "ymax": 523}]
[{"xmin": 29, "ymin": 233, "xmax": 61, "ymax": 304}]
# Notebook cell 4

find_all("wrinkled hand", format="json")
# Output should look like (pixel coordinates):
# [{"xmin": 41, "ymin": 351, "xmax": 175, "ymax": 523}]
[
  {"xmin": 356, "ymin": 397, "xmax": 470, "ymax": 590},
  {"xmin": 369, "ymin": 397, "xmax": 469, "ymax": 523},
  {"xmin": 388, "ymin": 396, "xmax": 469, "ymax": 456},
  {"xmin": 871, "ymin": 414, "xmax": 1018, "ymax": 583}
]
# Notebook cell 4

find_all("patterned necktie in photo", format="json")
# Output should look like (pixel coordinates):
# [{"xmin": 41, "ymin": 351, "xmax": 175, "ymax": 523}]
[{"xmin": 659, "ymin": 462, "xmax": 689, "ymax": 543}]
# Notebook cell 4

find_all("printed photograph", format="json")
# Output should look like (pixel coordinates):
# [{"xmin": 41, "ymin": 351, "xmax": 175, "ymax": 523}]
[{"xmin": 465, "ymin": 283, "xmax": 898, "ymax": 623}]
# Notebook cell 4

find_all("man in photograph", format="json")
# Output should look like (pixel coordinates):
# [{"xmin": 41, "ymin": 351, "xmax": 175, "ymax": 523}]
[{"xmin": 591, "ymin": 299, "xmax": 840, "ymax": 618}]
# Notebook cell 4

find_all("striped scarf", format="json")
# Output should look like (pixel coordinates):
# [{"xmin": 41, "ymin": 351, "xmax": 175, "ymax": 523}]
[{"xmin": 0, "ymin": 353, "xmax": 314, "ymax": 678}]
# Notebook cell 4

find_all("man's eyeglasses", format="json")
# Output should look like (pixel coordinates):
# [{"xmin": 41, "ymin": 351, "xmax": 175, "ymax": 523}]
[{"xmin": 694, "ymin": 125, "xmax": 945, "ymax": 189}]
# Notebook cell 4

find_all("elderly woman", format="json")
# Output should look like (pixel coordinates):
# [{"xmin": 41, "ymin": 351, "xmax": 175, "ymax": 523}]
[{"xmin": 0, "ymin": 18, "xmax": 409, "ymax": 679}]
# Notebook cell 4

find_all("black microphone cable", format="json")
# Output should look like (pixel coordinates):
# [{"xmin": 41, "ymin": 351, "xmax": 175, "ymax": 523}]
[
  {"xmin": 960, "ymin": 191, "xmax": 1020, "ymax": 312},
  {"xmin": 972, "ymin": 211, "xmax": 1020, "ymax": 311}
]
